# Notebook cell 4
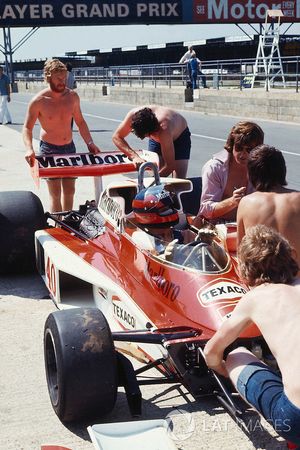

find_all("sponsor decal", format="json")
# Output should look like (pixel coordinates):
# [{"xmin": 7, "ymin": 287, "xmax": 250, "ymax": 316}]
[
  {"xmin": 0, "ymin": 2, "xmax": 181, "ymax": 26},
  {"xmin": 99, "ymin": 191, "xmax": 123, "ymax": 222},
  {"xmin": 112, "ymin": 297, "xmax": 136, "ymax": 329},
  {"xmin": 36, "ymin": 152, "xmax": 128, "ymax": 169},
  {"xmin": 193, "ymin": 0, "xmax": 300, "ymax": 22},
  {"xmin": 98, "ymin": 286, "xmax": 108, "ymax": 299},
  {"xmin": 147, "ymin": 261, "xmax": 180, "ymax": 301},
  {"xmin": 197, "ymin": 277, "xmax": 248, "ymax": 307},
  {"xmin": 46, "ymin": 256, "xmax": 56, "ymax": 298}
]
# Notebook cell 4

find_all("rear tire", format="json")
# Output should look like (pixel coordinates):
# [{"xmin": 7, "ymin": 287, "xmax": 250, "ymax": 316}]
[
  {"xmin": 0, "ymin": 191, "xmax": 46, "ymax": 274},
  {"xmin": 44, "ymin": 308, "xmax": 118, "ymax": 423}
]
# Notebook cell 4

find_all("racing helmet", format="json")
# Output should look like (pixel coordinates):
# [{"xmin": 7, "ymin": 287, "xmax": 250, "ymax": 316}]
[{"xmin": 133, "ymin": 183, "xmax": 179, "ymax": 227}]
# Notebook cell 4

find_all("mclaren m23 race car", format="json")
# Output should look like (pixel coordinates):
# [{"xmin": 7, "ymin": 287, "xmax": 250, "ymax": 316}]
[{"xmin": 0, "ymin": 151, "xmax": 270, "ymax": 427}]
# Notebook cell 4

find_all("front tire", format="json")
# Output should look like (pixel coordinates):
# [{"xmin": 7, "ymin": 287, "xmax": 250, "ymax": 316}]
[
  {"xmin": 0, "ymin": 191, "xmax": 46, "ymax": 274},
  {"xmin": 44, "ymin": 308, "xmax": 118, "ymax": 422}
]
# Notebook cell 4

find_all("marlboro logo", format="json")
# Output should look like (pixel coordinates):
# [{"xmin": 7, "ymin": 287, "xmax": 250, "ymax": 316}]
[
  {"xmin": 36, "ymin": 152, "xmax": 129, "ymax": 168},
  {"xmin": 147, "ymin": 261, "xmax": 180, "ymax": 302}
]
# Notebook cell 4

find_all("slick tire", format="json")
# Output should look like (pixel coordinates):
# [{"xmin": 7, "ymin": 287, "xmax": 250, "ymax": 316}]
[
  {"xmin": 44, "ymin": 308, "xmax": 118, "ymax": 423},
  {"xmin": 0, "ymin": 191, "xmax": 46, "ymax": 274}
]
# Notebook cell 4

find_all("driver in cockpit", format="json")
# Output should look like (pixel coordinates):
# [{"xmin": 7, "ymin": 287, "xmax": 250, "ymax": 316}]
[
  {"xmin": 132, "ymin": 181, "xmax": 194, "ymax": 255},
  {"xmin": 131, "ymin": 182, "xmax": 228, "ymax": 270}
]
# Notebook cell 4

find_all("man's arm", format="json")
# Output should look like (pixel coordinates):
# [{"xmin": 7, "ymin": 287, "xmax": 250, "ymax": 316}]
[
  {"xmin": 73, "ymin": 93, "xmax": 100, "ymax": 154},
  {"xmin": 195, "ymin": 160, "xmax": 246, "ymax": 221},
  {"xmin": 112, "ymin": 110, "xmax": 145, "ymax": 167},
  {"xmin": 209, "ymin": 186, "xmax": 246, "ymax": 218},
  {"xmin": 23, "ymin": 100, "xmax": 39, "ymax": 167},
  {"xmin": 237, "ymin": 196, "xmax": 247, "ymax": 247},
  {"xmin": 204, "ymin": 296, "xmax": 253, "ymax": 376},
  {"xmin": 158, "ymin": 128, "xmax": 176, "ymax": 177},
  {"xmin": 6, "ymin": 80, "xmax": 11, "ymax": 102}
]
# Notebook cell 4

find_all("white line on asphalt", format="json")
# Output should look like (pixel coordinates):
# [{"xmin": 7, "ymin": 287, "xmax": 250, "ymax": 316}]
[
  {"xmin": 13, "ymin": 101, "xmax": 300, "ymax": 156},
  {"xmin": 84, "ymin": 113, "xmax": 121, "ymax": 123},
  {"xmin": 192, "ymin": 133, "xmax": 225, "ymax": 142}
]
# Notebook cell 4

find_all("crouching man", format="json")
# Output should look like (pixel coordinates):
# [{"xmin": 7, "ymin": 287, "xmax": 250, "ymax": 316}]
[{"xmin": 204, "ymin": 224, "xmax": 300, "ymax": 446}]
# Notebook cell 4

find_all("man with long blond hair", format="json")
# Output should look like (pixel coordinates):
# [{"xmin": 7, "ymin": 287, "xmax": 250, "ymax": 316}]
[
  {"xmin": 23, "ymin": 59, "xmax": 100, "ymax": 212},
  {"xmin": 204, "ymin": 225, "xmax": 300, "ymax": 445}
]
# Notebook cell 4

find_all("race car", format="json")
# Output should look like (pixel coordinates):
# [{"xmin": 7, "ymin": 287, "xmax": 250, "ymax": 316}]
[{"xmin": 0, "ymin": 151, "xmax": 270, "ymax": 426}]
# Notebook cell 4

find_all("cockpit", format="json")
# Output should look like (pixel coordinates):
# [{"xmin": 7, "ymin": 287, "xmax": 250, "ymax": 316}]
[{"xmin": 123, "ymin": 217, "xmax": 230, "ymax": 274}]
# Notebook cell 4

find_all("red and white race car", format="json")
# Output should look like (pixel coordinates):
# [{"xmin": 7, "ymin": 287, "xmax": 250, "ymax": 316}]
[{"xmin": 0, "ymin": 151, "xmax": 267, "ymax": 427}]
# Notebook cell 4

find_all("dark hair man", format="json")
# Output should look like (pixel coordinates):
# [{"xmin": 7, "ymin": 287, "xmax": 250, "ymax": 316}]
[
  {"xmin": 204, "ymin": 224, "xmax": 300, "ymax": 446},
  {"xmin": 194, "ymin": 121, "xmax": 264, "ymax": 225},
  {"xmin": 237, "ymin": 144, "xmax": 300, "ymax": 268},
  {"xmin": 0, "ymin": 65, "xmax": 12, "ymax": 125},
  {"xmin": 112, "ymin": 105, "xmax": 191, "ymax": 178}
]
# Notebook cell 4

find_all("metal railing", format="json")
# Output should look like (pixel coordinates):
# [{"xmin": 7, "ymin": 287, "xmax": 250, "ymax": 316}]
[{"xmin": 15, "ymin": 56, "xmax": 300, "ymax": 92}]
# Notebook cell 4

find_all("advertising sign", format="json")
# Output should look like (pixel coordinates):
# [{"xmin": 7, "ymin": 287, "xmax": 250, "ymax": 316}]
[{"xmin": 0, "ymin": 0, "xmax": 299, "ymax": 27}]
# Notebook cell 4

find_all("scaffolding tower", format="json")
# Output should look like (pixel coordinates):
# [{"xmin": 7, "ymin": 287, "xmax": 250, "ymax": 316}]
[{"xmin": 251, "ymin": 9, "xmax": 286, "ymax": 89}]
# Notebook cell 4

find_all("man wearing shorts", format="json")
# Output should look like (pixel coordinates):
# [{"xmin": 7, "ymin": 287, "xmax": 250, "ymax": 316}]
[
  {"xmin": 204, "ymin": 225, "xmax": 300, "ymax": 446},
  {"xmin": 23, "ymin": 59, "xmax": 100, "ymax": 212},
  {"xmin": 112, "ymin": 105, "xmax": 191, "ymax": 178}
]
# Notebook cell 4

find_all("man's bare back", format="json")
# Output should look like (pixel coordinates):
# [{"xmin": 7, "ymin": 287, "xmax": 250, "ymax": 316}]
[
  {"xmin": 33, "ymin": 87, "xmax": 76, "ymax": 145},
  {"xmin": 145, "ymin": 105, "xmax": 188, "ymax": 141},
  {"xmin": 244, "ymin": 280, "xmax": 300, "ymax": 406},
  {"xmin": 237, "ymin": 190, "xmax": 300, "ymax": 265},
  {"xmin": 112, "ymin": 104, "xmax": 190, "ymax": 177}
]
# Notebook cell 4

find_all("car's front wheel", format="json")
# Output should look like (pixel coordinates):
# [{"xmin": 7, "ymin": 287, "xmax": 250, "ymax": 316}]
[{"xmin": 44, "ymin": 308, "xmax": 118, "ymax": 422}]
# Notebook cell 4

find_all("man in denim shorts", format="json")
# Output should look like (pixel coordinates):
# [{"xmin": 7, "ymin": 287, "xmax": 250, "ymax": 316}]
[
  {"xmin": 204, "ymin": 224, "xmax": 300, "ymax": 446},
  {"xmin": 23, "ymin": 59, "xmax": 100, "ymax": 212},
  {"xmin": 112, "ymin": 105, "xmax": 191, "ymax": 178}
]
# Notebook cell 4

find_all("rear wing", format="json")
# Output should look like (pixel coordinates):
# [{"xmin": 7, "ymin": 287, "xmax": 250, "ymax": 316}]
[{"xmin": 31, "ymin": 150, "xmax": 159, "ymax": 188}]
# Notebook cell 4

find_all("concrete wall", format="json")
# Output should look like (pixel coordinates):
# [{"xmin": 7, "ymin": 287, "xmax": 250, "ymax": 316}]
[{"xmin": 17, "ymin": 82, "xmax": 300, "ymax": 123}]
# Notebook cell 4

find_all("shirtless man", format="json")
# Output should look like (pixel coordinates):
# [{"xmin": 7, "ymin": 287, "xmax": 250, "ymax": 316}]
[
  {"xmin": 204, "ymin": 225, "xmax": 300, "ymax": 445},
  {"xmin": 237, "ymin": 145, "xmax": 300, "ymax": 267},
  {"xmin": 23, "ymin": 59, "xmax": 100, "ymax": 212},
  {"xmin": 112, "ymin": 105, "xmax": 191, "ymax": 178}
]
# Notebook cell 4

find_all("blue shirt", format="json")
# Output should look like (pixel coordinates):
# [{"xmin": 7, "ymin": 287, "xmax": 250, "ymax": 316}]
[
  {"xmin": 0, "ymin": 73, "xmax": 10, "ymax": 95},
  {"xmin": 189, "ymin": 58, "xmax": 199, "ymax": 73}
]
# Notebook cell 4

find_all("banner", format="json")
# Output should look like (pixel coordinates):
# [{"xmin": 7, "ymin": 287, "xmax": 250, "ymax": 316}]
[
  {"xmin": 0, "ymin": 1, "xmax": 299, "ymax": 27},
  {"xmin": 192, "ymin": 0, "xmax": 300, "ymax": 23}
]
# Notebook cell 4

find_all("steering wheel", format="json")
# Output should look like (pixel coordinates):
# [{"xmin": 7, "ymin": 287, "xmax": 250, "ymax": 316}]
[{"xmin": 181, "ymin": 242, "xmax": 208, "ymax": 268}]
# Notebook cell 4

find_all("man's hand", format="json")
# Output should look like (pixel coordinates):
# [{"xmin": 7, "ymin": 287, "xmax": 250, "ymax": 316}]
[
  {"xmin": 7, "ymin": 95, "xmax": 11, "ymax": 103},
  {"xmin": 87, "ymin": 142, "xmax": 101, "ymax": 154},
  {"xmin": 203, "ymin": 345, "xmax": 229, "ymax": 377},
  {"xmin": 132, "ymin": 154, "xmax": 146, "ymax": 170},
  {"xmin": 163, "ymin": 239, "xmax": 178, "ymax": 261},
  {"xmin": 208, "ymin": 361, "xmax": 228, "ymax": 378},
  {"xmin": 25, "ymin": 149, "xmax": 36, "ymax": 167},
  {"xmin": 231, "ymin": 186, "xmax": 246, "ymax": 207}
]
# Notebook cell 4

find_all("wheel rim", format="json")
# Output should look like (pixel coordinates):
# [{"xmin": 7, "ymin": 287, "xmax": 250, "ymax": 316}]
[{"xmin": 45, "ymin": 330, "xmax": 59, "ymax": 407}]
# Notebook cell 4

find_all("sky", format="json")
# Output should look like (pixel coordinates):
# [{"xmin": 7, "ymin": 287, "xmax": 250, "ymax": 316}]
[{"xmin": 2, "ymin": 22, "xmax": 300, "ymax": 61}]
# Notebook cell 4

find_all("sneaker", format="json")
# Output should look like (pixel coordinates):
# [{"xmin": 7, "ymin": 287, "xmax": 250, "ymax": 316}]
[{"xmin": 6, "ymin": 121, "xmax": 12, "ymax": 124}]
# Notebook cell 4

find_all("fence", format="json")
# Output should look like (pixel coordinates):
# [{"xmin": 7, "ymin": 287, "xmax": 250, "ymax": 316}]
[{"xmin": 15, "ymin": 56, "xmax": 300, "ymax": 92}]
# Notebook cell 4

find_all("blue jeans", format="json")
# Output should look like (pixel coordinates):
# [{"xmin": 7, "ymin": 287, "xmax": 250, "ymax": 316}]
[{"xmin": 237, "ymin": 362, "xmax": 300, "ymax": 445}]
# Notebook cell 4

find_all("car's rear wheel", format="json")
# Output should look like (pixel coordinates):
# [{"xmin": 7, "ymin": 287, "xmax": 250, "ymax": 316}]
[
  {"xmin": 44, "ymin": 308, "xmax": 118, "ymax": 423},
  {"xmin": 0, "ymin": 191, "xmax": 46, "ymax": 274}
]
